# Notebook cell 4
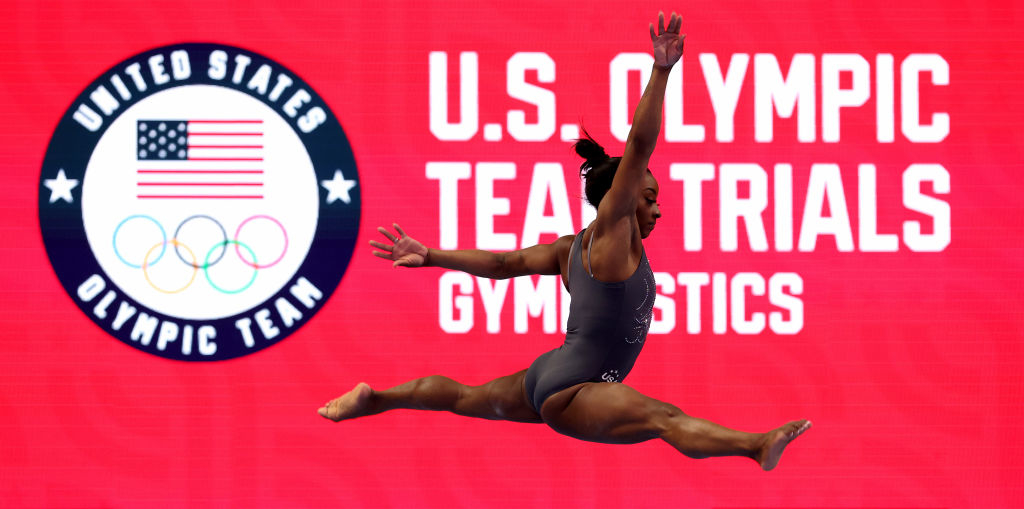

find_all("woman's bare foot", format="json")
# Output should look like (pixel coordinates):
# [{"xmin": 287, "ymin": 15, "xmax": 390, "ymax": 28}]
[
  {"xmin": 318, "ymin": 383, "xmax": 373, "ymax": 422},
  {"xmin": 756, "ymin": 420, "xmax": 812, "ymax": 471}
]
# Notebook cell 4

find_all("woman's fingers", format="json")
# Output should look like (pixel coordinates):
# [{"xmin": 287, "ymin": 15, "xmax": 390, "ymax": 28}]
[
  {"xmin": 369, "ymin": 240, "xmax": 393, "ymax": 252},
  {"xmin": 652, "ymin": 11, "xmax": 682, "ymax": 41},
  {"xmin": 377, "ymin": 226, "xmax": 397, "ymax": 243},
  {"xmin": 371, "ymin": 250, "xmax": 392, "ymax": 259},
  {"xmin": 393, "ymin": 223, "xmax": 407, "ymax": 237}
]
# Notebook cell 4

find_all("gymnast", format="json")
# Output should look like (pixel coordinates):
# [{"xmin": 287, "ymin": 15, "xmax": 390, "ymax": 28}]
[{"xmin": 319, "ymin": 11, "xmax": 810, "ymax": 471}]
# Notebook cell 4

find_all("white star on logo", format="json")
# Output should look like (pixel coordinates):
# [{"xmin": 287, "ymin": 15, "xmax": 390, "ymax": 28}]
[
  {"xmin": 321, "ymin": 169, "xmax": 357, "ymax": 205},
  {"xmin": 43, "ymin": 168, "xmax": 79, "ymax": 203}
]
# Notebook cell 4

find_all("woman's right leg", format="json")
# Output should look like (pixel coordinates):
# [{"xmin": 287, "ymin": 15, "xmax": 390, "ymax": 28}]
[
  {"xmin": 318, "ymin": 369, "xmax": 543, "ymax": 424},
  {"xmin": 539, "ymin": 381, "xmax": 811, "ymax": 471}
]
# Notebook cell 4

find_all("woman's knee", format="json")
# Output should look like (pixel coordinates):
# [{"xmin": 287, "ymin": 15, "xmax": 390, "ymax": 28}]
[
  {"xmin": 645, "ymin": 401, "xmax": 684, "ymax": 433},
  {"xmin": 416, "ymin": 375, "xmax": 455, "ymax": 392},
  {"xmin": 414, "ymin": 375, "xmax": 462, "ymax": 407}
]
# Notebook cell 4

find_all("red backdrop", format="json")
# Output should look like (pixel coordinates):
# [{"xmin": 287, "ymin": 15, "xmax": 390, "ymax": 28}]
[{"xmin": 3, "ymin": 0, "xmax": 1023, "ymax": 506}]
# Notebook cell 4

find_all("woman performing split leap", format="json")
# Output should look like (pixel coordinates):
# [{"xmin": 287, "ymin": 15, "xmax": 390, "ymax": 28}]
[{"xmin": 319, "ymin": 11, "xmax": 810, "ymax": 471}]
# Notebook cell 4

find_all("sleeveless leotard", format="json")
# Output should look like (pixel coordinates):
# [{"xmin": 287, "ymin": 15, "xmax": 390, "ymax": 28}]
[{"xmin": 523, "ymin": 228, "xmax": 656, "ymax": 412}]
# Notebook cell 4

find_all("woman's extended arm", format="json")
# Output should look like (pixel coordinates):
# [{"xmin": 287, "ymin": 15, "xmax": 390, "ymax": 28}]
[
  {"xmin": 370, "ymin": 224, "xmax": 570, "ymax": 279},
  {"xmin": 599, "ymin": 11, "xmax": 685, "ymax": 221}
]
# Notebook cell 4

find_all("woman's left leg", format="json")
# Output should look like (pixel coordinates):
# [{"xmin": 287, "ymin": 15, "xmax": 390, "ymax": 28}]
[{"xmin": 318, "ymin": 369, "xmax": 543, "ymax": 424}]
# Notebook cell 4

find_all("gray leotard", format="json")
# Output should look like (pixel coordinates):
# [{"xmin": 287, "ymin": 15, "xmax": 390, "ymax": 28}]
[{"xmin": 523, "ymin": 228, "xmax": 656, "ymax": 412}]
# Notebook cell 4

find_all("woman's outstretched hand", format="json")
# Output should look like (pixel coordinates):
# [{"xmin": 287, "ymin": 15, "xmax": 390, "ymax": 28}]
[
  {"xmin": 370, "ymin": 223, "xmax": 428, "ymax": 268},
  {"xmin": 650, "ymin": 11, "xmax": 685, "ymax": 69}
]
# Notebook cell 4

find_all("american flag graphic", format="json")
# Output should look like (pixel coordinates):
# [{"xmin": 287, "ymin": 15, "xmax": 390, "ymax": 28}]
[{"xmin": 136, "ymin": 119, "xmax": 264, "ymax": 200}]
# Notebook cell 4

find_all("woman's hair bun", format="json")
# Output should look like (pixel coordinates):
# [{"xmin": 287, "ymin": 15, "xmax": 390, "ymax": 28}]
[
  {"xmin": 572, "ymin": 127, "xmax": 620, "ymax": 208},
  {"xmin": 573, "ymin": 129, "xmax": 610, "ymax": 169}
]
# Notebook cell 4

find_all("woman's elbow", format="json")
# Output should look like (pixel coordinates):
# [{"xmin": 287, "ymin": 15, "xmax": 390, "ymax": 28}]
[{"xmin": 494, "ymin": 252, "xmax": 515, "ymax": 279}]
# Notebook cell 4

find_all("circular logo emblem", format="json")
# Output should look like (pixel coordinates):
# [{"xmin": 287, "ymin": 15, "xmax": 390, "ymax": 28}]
[{"xmin": 38, "ymin": 43, "xmax": 360, "ymax": 361}]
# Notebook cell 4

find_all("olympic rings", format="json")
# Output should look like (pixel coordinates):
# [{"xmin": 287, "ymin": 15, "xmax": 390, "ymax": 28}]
[
  {"xmin": 174, "ymin": 214, "xmax": 228, "ymax": 269},
  {"xmin": 109, "ymin": 214, "xmax": 289, "ymax": 294},
  {"xmin": 113, "ymin": 215, "xmax": 166, "ymax": 269},
  {"xmin": 234, "ymin": 214, "xmax": 288, "ymax": 269},
  {"xmin": 142, "ymin": 239, "xmax": 198, "ymax": 294},
  {"xmin": 203, "ymin": 240, "xmax": 259, "ymax": 294}
]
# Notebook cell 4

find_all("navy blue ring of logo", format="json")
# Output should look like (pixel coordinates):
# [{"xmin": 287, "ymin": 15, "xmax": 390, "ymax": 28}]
[
  {"xmin": 38, "ymin": 43, "xmax": 361, "ymax": 362},
  {"xmin": 174, "ymin": 215, "xmax": 228, "ymax": 269}
]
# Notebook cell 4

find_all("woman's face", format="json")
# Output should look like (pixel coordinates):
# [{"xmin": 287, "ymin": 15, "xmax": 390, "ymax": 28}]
[{"xmin": 636, "ymin": 171, "xmax": 661, "ymax": 239}]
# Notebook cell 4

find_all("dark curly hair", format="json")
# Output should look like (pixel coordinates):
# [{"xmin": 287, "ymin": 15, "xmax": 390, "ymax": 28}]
[{"xmin": 573, "ymin": 129, "xmax": 622, "ymax": 208}]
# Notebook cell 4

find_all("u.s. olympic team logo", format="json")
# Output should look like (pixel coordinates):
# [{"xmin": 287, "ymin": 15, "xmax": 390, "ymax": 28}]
[{"xmin": 38, "ymin": 43, "xmax": 360, "ymax": 361}]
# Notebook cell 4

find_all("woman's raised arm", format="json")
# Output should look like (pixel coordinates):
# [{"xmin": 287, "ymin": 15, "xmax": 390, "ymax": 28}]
[{"xmin": 597, "ymin": 11, "xmax": 685, "ymax": 222}]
